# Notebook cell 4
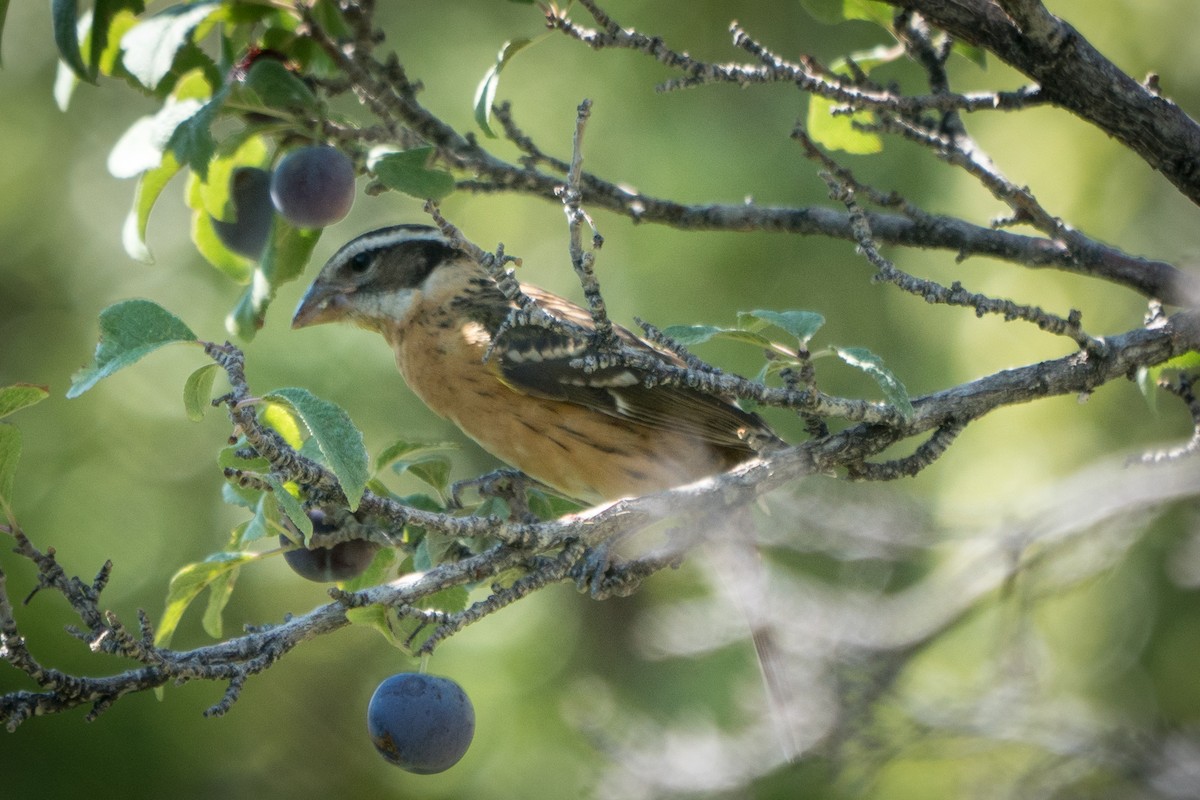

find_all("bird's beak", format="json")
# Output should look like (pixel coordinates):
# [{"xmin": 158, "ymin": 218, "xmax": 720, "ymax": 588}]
[{"xmin": 292, "ymin": 281, "xmax": 351, "ymax": 329}]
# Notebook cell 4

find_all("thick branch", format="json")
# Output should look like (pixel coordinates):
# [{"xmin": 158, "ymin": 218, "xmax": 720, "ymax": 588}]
[{"xmin": 885, "ymin": 0, "xmax": 1200, "ymax": 207}]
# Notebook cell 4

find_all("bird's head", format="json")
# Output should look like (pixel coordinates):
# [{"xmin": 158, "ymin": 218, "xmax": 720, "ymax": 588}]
[{"xmin": 292, "ymin": 224, "xmax": 469, "ymax": 334}]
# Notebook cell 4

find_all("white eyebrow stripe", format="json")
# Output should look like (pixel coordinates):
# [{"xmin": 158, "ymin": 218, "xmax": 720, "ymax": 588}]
[{"xmin": 329, "ymin": 226, "xmax": 450, "ymax": 265}]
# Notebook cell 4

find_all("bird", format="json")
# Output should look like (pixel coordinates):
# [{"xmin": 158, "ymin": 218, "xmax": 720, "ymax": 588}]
[{"xmin": 291, "ymin": 224, "xmax": 780, "ymax": 504}]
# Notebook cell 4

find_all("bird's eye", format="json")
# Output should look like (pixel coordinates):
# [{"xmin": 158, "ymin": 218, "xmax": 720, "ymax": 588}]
[{"xmin": 348, "ymin": 251, "xmax": 373, "ymax": 273}]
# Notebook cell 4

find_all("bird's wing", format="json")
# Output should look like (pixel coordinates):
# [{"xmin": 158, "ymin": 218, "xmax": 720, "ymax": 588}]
[{"xmin": 489, "ymin": 286, "xmax": 774, "ymax": 451}]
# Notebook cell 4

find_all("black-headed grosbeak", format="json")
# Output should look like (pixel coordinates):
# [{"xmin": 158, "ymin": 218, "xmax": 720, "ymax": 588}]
[{"xmin": 292, "ymin": 224, "xmax": 779, "ymax": 503}]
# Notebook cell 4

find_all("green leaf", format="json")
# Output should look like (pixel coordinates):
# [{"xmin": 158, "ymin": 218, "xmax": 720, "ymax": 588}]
[
  {"xmin": 371, "ymin": 148, "xmax": 455, "ymax": 200},
  {"xmin": 120, "ymin": 1, "xmax": 221, "ymax": 89},
  {"xmin": 108, "ymin": 97, "xmax": 204, "ymax": 179},
  {"xmin": 264, "ymin": 387, "xmax": 369, "ymax": 510},
  {"xmin": 241, "ymin": 492, "xmax": 279, "ymax": 545},
  {"xmin": 240, "ymin": 58, "xmax": 317, "ymax": 112},
  {"xmin": 1136, "ymin": 352, "xmax": 1200, "ymax": 412},
  {"xmin": 0, "ymin": 424, "xmax": 19, "ymax": 513},
  {"xmin": 418, "ymin": 585, "xmax": 469, "ymax": 614},
  {"xmin": 52, "ymin": 0, "xmax": 92, "ymax": 82},
  {"xmin": 90, "ymin": 0, "xmax": 145, "ymax": 77},
  {"xmin": 167, "ymin": 85, "xmax": 227, "ymax": 180},
  {"xmin": 741, "ymin": 309, "xmax": 825, "ymax": 345},
  {"xmin": 800, "ymin": 0, "xmax": 892, "ymax": 25},
  {"xmin": 183, "ymin": 363, "xmax": 219, "ymax": 421},
  {"xmin": 267, "ymin": 476, "xmax": 312, "ymax": 542},
  {"xmin": 68, "ymin": 300, "xmax": 197, "ymax": 398},
  {"xmin": 308, "ymin": 0, "xmax": 351, "ymax": 40},
  {"xmin": 394, "ymin": 455, "xmax": 453, "ymax": 495},
  {"xmin": 660, "ymin": 323, "xmax": 774, "ymax": 349},
  {"xmin": 155, "ymin": 551, "xmax": 257, "ymax": 647},
  {"xmin": 0, "ymin": 384, "xmax": 50, "ymax": 420},
  {"xmin": 473, "ymin": 37, "xmax": 533, "ymax": 137},
  {"xmin": 218, "ymin": 440, "xmax": 270, "ymax": 473},
  {"xmin": 832, "ymin": 346, "xmax": 913, "ymax": 419},
  {"xmin": 345, "ymin": 605, "xmax": 398, "ymax": 645},
  {"xmin": 192, "ymin": 205, "xmax": 255, "ymax": 284},
  {"xmin": 953, "ymin": 41, "xmax": 988, "ymax": 69},
  {"xmin": 225, "ymin": 219, "xmax": 321, "ymax": 338},
  {"xmin": 842, "ymin": 0, "xmax": 894, "ymax": 26},
  {"xmin": 123, "ymin": 152, "xmax": 182, "ymax": 263},
  {"xmin": 193, "ymin": 134, "xmax": 270, "ymax": 221},
  {"xmin": 200, "ymin": 564, "xmax": 239, "ymax": 638},
  {"xmin": 659, "ymin": 324, "xmax": 725, "ymax": 346},
  {"xmin": 527, "ymin": 488, "xmax": 581, "ymax": 520},
  {"xmin": 375, "ymin": 440, "xmax": 459, "ymax": 474},
  {"xmin": 806, "ymin": 47, "xmax": 900, "ymax": 155},
  {"xmin": 1136, "ymin": 366, "xmax": 1159, "ymax": 415},
  {"xmin": 807, "ymin": 95, "xmax": 881, "ymax": 155}
]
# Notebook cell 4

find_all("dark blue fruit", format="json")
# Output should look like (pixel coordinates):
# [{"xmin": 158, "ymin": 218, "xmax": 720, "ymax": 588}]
[
  {"xmin": 367, "ymin": 673, "xmax": 475, "ymax": 774},
  {"xmin": 211, "ymin": 167, "xmax": 274, "ymax": 258},
  {"xmin": 269, "ymin": 145, "xmax": 355, "ymax": 228},
  {"xmin": 280, "ymin": 509, "xmax": 378, "ymax": 582}
]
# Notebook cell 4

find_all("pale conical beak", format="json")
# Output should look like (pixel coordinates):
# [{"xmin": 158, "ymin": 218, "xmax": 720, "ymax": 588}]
[{"xmin": 292, "ymin": 281, "xmax": 351, "ymax": 329}]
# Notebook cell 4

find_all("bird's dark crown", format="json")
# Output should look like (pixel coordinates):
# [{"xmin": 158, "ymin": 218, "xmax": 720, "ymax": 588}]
[{"xmin": 325, "ymin": 224, "xmax": 463, "ymax": 292}]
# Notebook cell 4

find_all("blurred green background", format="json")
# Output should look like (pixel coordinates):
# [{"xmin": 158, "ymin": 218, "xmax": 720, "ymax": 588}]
[{"xmin": 3, "ymin": 1, "xmax": 1200, "ymax": 797}]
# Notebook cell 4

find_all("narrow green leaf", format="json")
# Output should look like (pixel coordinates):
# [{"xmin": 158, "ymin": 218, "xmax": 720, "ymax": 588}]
[
  {"xmin": 68, "ymin": 300, "xmax": 197, "ymax": 398},
  {"xmin": 155, "ymin": 552, "xmax": 257, "ymax": 647},
  {"xmin": 473, "ymin": 37, "xmax": 533, "ymax": 137},
  {"xmin": 660, "ymin": 324, "xmax": 725, "ymax": 346},
  {"xmin": 0, "ymin": 424, "xmax": 19, "ymax": 512},
  {"xmin": 123, "ymin": 151, "xmax": 182, "ymax": 263},
  {"xmin": 659, "ymin": 324, "xmax": 774, "ymax": 349},
  {"xmin": 200, "ymin": 564, "xmax": 239, "ymax": 638},
  {"xmin": 52, "ymin": 0, "xmax": 92, "ymax": 82},
  {"xmin": 267, "ymin": 476, "xmax": 312, "ymax": 543},
  {"xmin": 1136, "ymin": 366, "xmax": 1159, "ymax": 415},
  {"xmin": 0, "ymin": 384, "xmax": 50, "ymax": 420},
  {"xmin": 90, "ymin": 0, "xmax": 145, "ymax": 77},
  {"xmin": 833, "ymin": 345, "xmax": 913, "ymax": 419},
  {"xmin": 372, "ymin": 148, "xmax": 455, "ymax": 200},
  {"xmin": 183, "ymin": 363, "xmax": 219, "ymax": 421},
  {"xmin": 265, "ymin": 387, "xmax": 369, "ymax": 510},
  {"xmin": 224, "ymin": 219, "xmax": 321, "ymax": 338},
  {"xmin": 120, "ymin": 1, "xmax": 220, "ymax": 89},
  {"xmin": 375, "ymin": 440, "xmax": 459, "ymax": 474},
  {"xmin": 742, "ymin": 309, "xmax": 825, "ymax": 344}
]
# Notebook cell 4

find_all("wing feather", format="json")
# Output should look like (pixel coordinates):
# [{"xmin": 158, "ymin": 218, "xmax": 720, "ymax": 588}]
[{"xmin": 490, "ymin": 285, "xmax": 775, "ymax": 452}]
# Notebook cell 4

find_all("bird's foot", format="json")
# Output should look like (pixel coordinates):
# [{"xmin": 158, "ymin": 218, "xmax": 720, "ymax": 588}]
[{"xmin": 450, "ymin": 468, "xmax": 539, "ymax": 523}]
